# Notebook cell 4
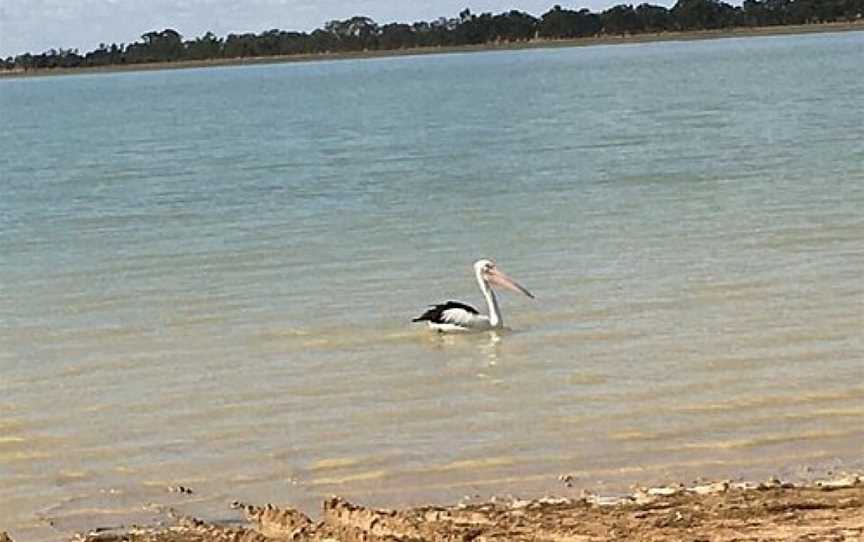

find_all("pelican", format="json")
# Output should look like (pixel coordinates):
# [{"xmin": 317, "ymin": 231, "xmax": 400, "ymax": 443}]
[{"xmin": 412, "ymin": 259, "xmax": 534, "ymax": 333}]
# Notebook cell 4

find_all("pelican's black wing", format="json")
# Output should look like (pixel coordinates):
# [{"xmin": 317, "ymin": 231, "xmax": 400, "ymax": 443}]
[{"xmin": 412, "ymin": 300, "xmax": 479, "ymax": 323}]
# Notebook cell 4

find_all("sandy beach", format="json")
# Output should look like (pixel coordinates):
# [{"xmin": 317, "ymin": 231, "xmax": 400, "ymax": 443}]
[
  {"xmin": 6, "ymin": 475, "xmax": 861, "ymax": 541},
  {"xmin": 2, "ymin": 20, "xmax": 863, "ymax": 79}
]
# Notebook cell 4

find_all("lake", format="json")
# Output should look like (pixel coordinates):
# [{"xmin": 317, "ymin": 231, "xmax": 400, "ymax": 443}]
[{"xmin": 1, "ymin": 30, "xmax": 862, "ymax": 541}]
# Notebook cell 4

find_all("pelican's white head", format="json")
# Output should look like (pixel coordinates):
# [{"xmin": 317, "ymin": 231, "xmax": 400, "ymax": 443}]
[
  {"xmin": 473, "ymin": 259, "xmax": 534, "ymax": 299},
  {"xmin": 473, "ymin": 258, "xmax": 494, "ymax": 276}
]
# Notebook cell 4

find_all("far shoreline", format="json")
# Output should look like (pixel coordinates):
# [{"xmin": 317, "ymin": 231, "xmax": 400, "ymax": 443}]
[{"xmin": 3, "ymin": 20, "xmax": 863, "ymax": 80}]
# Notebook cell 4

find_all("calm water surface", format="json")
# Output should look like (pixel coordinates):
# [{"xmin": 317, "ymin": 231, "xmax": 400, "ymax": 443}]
[{"xmin": 1, "ymin": 31, "xmax": 863, "ymax": 540}]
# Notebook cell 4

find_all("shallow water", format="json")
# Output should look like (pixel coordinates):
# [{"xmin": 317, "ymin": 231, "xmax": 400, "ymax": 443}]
[{"xmin": 1, "ymin": 31, "xmax": 863, "ymax": 540}]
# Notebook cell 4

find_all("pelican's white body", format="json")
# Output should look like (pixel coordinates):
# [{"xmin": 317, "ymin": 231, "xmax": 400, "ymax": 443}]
[
  {"xmin": 428, "ymin": 320, "xmax": 491, "ymax": 333},
  {"xmin": 414, "ymin": 259, "xmax": 532, "ymax": 333}
]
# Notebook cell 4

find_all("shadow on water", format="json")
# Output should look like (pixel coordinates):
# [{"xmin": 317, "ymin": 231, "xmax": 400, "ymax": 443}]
[
  {"xmin": 423, "ymin": 329, "xmax": 506, "ymax": 366},
  {"xmin": 253, "ymin": 318, "xmax": 531, "ymax": 357}
]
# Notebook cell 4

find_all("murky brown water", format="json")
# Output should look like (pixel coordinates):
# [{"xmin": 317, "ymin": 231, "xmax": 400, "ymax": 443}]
[{"xmin": 1, "ymin": 31, "xmax": 863, "ymax": 541}]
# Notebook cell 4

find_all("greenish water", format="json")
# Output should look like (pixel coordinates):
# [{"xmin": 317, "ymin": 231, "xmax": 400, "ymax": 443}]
[{"xmin": 1, "ymin": 31, "xmax": 863, "ymax": 541}]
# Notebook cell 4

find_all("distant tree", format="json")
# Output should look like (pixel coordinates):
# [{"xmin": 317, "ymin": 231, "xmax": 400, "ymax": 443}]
[
  {"xmin": 223, "ymin": 33, "xmax": 260, "ymax": 57},
  {"xmin": 601, "ymin": 4, "xmax": 644, "ymax": 34},
  {"xmin": 742, "ymin": 0, "xmax": 779, "ymax": 25},
  {"xmin": 30, "ymin": 50, "xmax": 80, "ymax": 70},
  {"xmin": 8, "ymin": 1, "xmax": 860, "ymax": 73},
  {"xmin": 149, "ymin": 29, "xmax": 184, "ymax": 60},
  {"xmin": 454, "ymin": 10, "xmax": 496, "ymax": 44},
  {"xmin": 412, "ymin": 18, "xmax": 458, "ymax": 47},
  {"xmin": 56, "ymin": 48, "xmax": 83, "ymax": 68},
  {"xmin": 539, "ymin": 5, "xmax": 601, "ymax": 38},
  {"xmin": 258, "ymin": 29, "xmax": 312, "ymax": 55},
  {"xmin": 491, "ymin": 10, "xmax": 539, "ymax": 41},
  {"xmin": 325, "ymin": 16, "xmax": 380, "ymax": 50},
  {"xmin": 671, "ymin": 0, "xmax": 740, "ymax": 29},
  {"xmin": 273, "ymin": 31, "xmax": 312, "ymax": 55},
  {"xmin": 784, "ymin": 0, "xmax": 851, "ymax": 23},
  {"xmin": 379, "ymin": 23, "xmax": 417, "ymax": 49},
  {"xmin": 14, "ymin": 53, "xmax": 34, "ymax": 71},
  {"xmin": 85, "ymin": 43, "xmax": 112, "ymax": 66},
  {"xmin": 255, "ymin": 29, "xmax": 286, "ymax": 56},
  {"xmin": 636, "ymin": 3, "xmax": 674, "ymax": 31},
  {"xmin": 186, "ymin": 31, "xmax": 223, "ymax": 60},
  {"xmin": 308, "ymin": 28, "xmax": 339, "ymax": 52},
  {"xmin": 840, "ymin": 0, "xmax": 864, "ymax": 20},
  {"xmin": 125, "ymin": 29, "xmax": 184, "ymax": 63}
]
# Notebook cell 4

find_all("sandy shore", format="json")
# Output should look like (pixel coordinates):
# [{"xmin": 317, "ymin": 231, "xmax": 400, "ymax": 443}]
[
  {"xmin": 2, "ymin": 21, "xmax": 863, "ymax": 79},
  {"xmin": 9, "ymin": 474, "xmax": 861, "ymax": 541}
]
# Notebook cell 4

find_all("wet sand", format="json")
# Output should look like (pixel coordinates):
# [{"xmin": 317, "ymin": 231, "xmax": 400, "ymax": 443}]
[
  {"xmin": 13, "ymin": 474, "xmax": 861, "ymax": 541},
  {"xmin": 2, "ymin": 21, "xmax": 863, "ymax": 79}
]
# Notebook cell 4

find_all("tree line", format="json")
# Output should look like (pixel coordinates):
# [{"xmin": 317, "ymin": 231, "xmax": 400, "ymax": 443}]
[{"xmin": 4, "ymin": 0, "xmax": 863, "ymax": 72}]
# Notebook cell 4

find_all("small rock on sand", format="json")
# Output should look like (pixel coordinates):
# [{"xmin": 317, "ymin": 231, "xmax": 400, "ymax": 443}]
[
  {"xmin": 816, "ymin": 475, "xmax": 860, "ymax": 490},
  {"xmin": 167, "ymin": 486, "xmax": 193, "ymax": 495}
]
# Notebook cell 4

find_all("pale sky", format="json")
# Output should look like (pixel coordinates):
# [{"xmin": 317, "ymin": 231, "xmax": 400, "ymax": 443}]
[{"xmin": 0, "ymin": 0, "xmax": 668, "ymax": 58}]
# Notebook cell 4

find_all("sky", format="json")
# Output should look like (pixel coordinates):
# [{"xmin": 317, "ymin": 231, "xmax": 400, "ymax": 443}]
[{"xmin": 0, "ymin": 0, "xmax": 670, "ymax": 58}]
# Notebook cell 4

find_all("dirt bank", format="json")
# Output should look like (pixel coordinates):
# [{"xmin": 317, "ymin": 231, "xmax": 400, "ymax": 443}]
[{"xmin": 31, "ymin": 475, "xmax": 863, "ymax": 542}]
